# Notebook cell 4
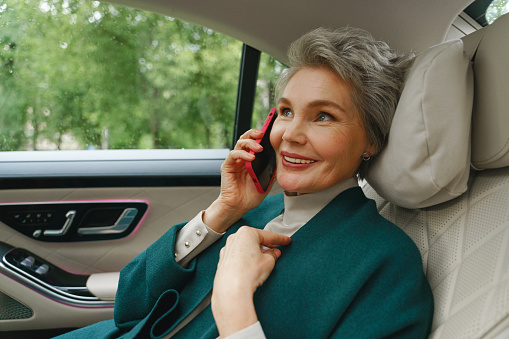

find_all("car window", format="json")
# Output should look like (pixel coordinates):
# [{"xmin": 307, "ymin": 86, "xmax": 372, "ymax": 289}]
[
  {"xmin": 486, "ymin": 0, "xmax": 509, "ymax": 24},
  {"xmin": 0, "ymin": 0, "xmax": 242, "ymax": 151},
  {"xmin": 464, "ymin": 0, "xmax": 509, "ymax": 26},
  {"xmin": 252, "ymin": 52, "xmax": 286, "ymax": 129}
]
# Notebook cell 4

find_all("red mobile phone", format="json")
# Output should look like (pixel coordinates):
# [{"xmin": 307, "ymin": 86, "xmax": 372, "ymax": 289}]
[{"xmin": 245, "ymin": 108, "xmax": 278, "ymax": 193}]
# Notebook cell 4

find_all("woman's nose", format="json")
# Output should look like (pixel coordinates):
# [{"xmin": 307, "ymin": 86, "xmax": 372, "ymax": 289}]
[{"xmin": 281, "ymin": 118, "xmax": 307, "ymax": 144}]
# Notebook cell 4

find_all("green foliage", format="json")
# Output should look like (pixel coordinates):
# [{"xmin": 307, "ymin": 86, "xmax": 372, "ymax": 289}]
[
  {"xmin": 252, "ymin": 53, "xmax": 286, "ymax": 129},
  {"xmin": 486, "ymin": 0, "xmax": 509, "ymax": 24},
  {"xmin": 0, "ymin": 0, "xmax": 258, "ymax": 150}
]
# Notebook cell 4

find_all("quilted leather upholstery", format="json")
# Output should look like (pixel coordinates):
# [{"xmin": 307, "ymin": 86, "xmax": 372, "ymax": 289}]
[{"xmin": 363, "ymin": 167, "xmax": 509, "ymax": 338}]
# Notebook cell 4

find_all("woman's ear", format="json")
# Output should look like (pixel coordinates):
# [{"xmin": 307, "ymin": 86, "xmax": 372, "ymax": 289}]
[{"xmin": 366, "ymin": 144, "xmax": 377, "ymax": 158}]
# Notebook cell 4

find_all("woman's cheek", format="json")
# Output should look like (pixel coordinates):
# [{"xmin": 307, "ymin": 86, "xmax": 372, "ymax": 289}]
[{"xmin": 269, "ymin": 122, "xmax": 283, "ymax": 151}]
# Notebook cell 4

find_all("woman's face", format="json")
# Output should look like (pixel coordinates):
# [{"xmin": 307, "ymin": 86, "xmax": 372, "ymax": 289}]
[{"xmin": 270, "ymin": 67, "xmax": 375, "ymax": 194}]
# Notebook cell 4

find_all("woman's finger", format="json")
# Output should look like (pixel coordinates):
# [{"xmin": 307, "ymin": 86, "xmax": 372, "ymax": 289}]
[
  {"xmin": 238, "ymin": 129, "xmax": 264, "ymax": 141},
  {"xmin": 233, "ymin": 138, "xmax": 263, "ymax": 152},
  {"xmin": 222, "ymin": 149, "xmax": 255, "ymax": 167},
  {"xmin": 262, "ymin": 248, "xmax": 281, "ymax": 262},
  {"xmin": 232, "ymin": 129, "xmax": 265, "ymax": 151},
  {"xmin": 255, "ymin": 229, "xmax": 292, "ymax": 248}
]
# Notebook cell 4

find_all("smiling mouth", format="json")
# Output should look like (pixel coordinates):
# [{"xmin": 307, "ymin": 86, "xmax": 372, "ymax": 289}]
[{"xmin": 283, "ymin": 155, "xmax": 317, "ymax": 164}]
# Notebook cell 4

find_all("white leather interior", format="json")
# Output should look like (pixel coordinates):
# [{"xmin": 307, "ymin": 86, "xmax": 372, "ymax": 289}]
[
  {"xmin": 481, "ymin": 315, "xmax": 509, "ymax": 339},
  {"xmin": 87, "ymin": 272, "xmax": 120, "ymax": 301},
  {"xmin": 0, "ymin": 186, "xmax": 221, "ymax": 274},
  {"xmin": 362, "ymin": 13, "xmax": 509, "ymax": 339},
  {"xmin": 366, "ymin": 39, "xmax": 473, "ymax": 209},
  {"xmin": 0, "ymin": 186, "xmax": 221, "ymax": 330},
  {"xmin": 363, "ymin": 167, "xmax": 509, "ymax": 338},
  {"xmin": 0, "ymin": 272, "xmax": 114, "ymax": 331},
  {"xmin": 462, "ymin": 13, "xmax": 509, "ymax": 169}
]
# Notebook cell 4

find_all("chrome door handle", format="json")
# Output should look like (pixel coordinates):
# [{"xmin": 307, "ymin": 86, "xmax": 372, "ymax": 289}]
[
  {"xmin": 77, "ymin": 208, "xmax": 138, "ymax": 235},
  {"xmin": 43, "ymin": 210, "xmax": 76, "ymax": 236}
]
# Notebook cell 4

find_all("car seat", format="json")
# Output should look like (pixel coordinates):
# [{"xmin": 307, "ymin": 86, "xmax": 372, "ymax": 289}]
[{"xmin": 362, "ymin": 12, "xmax": 509, "ymax": 339}]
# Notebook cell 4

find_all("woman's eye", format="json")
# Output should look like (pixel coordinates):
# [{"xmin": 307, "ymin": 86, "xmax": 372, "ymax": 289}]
[
  {"xmin": 279, "ymin": 108, "xmax": 293, "ymax": 118},
  {"xmin": 317, "ymin": 113, "xmax": 334, "ymax": 121}
]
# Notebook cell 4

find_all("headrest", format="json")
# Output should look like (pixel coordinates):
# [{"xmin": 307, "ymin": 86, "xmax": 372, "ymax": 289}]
[
  {"xmin": 462, "ymin": 13, "xmax": 509, "ymax": 169},
  {"xmin": 365, "ymin": 39, "xmax": 474, "ymax": 209},
  {"xmin": 366, "ymin": 13, "xmax": 509, "ymax": 208}
]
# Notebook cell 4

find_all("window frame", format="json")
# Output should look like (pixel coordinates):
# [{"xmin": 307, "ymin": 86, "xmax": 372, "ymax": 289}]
[{"xmin": 0, "ymin": 43, "xmax": 261, "ymax": 189}]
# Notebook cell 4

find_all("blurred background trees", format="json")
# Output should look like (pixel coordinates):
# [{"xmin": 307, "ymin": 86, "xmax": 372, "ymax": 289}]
[
  {"xmin": 486, "ymin": 0, "xmax": 509, "ymax": 24},
  {"xmin": 0, "ymin": 0, "xmax": 283, "ymax": 151}
]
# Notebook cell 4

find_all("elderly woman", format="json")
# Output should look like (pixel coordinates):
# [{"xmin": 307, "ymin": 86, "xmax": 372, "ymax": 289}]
[{"xmin": 59, "ymin": 27, "xmax": 433, "ymax": 339}]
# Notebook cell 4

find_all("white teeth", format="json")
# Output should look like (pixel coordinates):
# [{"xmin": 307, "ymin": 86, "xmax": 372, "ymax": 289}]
[{"xmin": 284, "ymin": 156, "xmax": 316, "ymax": 164}]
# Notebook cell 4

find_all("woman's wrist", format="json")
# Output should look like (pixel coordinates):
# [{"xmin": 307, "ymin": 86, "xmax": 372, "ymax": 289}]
[
  {"xmin": 212, "ymin": 288, "xmax": 258, "ymax": 338},
  {"xmin": 203, "ymin": 199, "xmax": 245, "ymax": 233}
]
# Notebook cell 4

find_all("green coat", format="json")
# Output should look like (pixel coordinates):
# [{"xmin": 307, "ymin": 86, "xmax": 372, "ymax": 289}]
[{"xmin": 59, "ymin": 187, "xmax": 433, "ymax": 338}]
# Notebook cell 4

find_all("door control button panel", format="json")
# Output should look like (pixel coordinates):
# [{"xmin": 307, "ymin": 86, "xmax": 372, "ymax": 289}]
[
  {"xmin": 0, "ymin": 201, "xmax": 148, "ymax": 242},
  {"xmin": 0, "ymin": 241, "xmax": 114, "ymax": 307},
  {"xmin": 35, "ymin": 264, "xmax": 50, "ymax": 275},
  {"xmin": 11, "ymin": 211, "xmax": 55, "ymax": 226},
  {"xmin": 20, "ymin": 256, "xmax": 36, "ymax": 269},
  {"xmin": 3, "ymin": 248, "xmax": 93, "ymax": 297}
]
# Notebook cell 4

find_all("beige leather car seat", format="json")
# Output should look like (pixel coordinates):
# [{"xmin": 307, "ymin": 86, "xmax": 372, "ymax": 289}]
[{"xmin": 363, "ymin": 13, "xmax": 509, "ymax": 339}]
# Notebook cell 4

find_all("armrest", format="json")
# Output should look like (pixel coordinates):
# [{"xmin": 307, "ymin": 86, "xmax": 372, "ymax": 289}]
[{"xmin": 86, "ymin": 272, "xmax": 120, "ymax": 301}]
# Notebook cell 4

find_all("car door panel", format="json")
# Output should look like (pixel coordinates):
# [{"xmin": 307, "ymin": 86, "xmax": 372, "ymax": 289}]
[
  {"xmin": 0, "ymin": 272, "xmax": 114, "ymax": 332},
  {"xmin": 0, "ymin": 201, "xmax": 149, "ymax": 242},
  {"xmin": 0, "ymin": 186, "xmax": 221, "ymax": 274},
  {"xmin": 0, "ymin": 185, "xmax": 221, "ymax": 332}
]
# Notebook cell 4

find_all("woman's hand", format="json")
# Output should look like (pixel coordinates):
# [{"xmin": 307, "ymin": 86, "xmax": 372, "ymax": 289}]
[
  {"xmin": 211, "ymin": 227, "xmax": 291, "ymax": 338},
  {"xmin": 204, "ymin": 129, "xmax": 274, "ymax": 233}
]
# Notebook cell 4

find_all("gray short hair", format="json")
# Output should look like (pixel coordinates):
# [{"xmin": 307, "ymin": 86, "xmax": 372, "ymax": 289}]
[{"xmin": 275, "ymin": 27, "xmax": 414, "ymax": 179}]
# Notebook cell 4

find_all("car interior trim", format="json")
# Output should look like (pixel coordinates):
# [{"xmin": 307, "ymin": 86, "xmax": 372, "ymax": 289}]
[
  {"xmin": 0, "ymin": 243, "xmax": 114, "ymax": 308},
  {"xmin": 0, "ymin": 149, "xmax": 229, "ymax": 180},
  {"xmin": 0, "ymin": 175, "xmax": 222, "ymax": 190},
  {"xmin": 86, "ymin": 272, "xmax": 120, "ymax": 301},
  {"xmin": 232, "ymin": 44, "xmax": 261, "ymax": 147},
  {"xmin": 0, "ymin": 200, "xmax": 149, "ymax": 242}
]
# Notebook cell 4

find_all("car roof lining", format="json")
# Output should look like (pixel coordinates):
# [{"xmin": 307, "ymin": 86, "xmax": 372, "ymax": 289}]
[{"xmin": 109, "ymin": 0, "xmax": 475, "ymax": 62}]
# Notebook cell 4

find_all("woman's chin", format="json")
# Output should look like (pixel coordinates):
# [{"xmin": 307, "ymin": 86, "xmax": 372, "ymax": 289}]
[{"xmin": 276, "ymin": 177, "xmax": 310, "ymax": 194}]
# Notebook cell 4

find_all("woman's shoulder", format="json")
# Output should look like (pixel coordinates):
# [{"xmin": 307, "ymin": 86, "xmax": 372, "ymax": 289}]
[{"xmin": 334, "ymin": 187, "xmax": 423, "ymax": 263}]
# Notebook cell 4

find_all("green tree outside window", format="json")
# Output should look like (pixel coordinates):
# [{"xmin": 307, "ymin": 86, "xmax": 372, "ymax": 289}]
[{"xmin": 1, "ymin": 0, "xmax": 282, "ymax": 151}]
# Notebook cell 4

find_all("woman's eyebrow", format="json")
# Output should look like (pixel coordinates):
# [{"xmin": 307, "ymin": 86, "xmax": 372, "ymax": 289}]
[
  {"xmin": 277, "ymin": 98, "xmax": 347, "ymax": 113},
  {"xmin": 277, "ymin": 97, "xmax": 291, "ymax": 106},
  {"xmin": 308, "ymin": 100, "xmax": 346, "ymax": 113}
]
